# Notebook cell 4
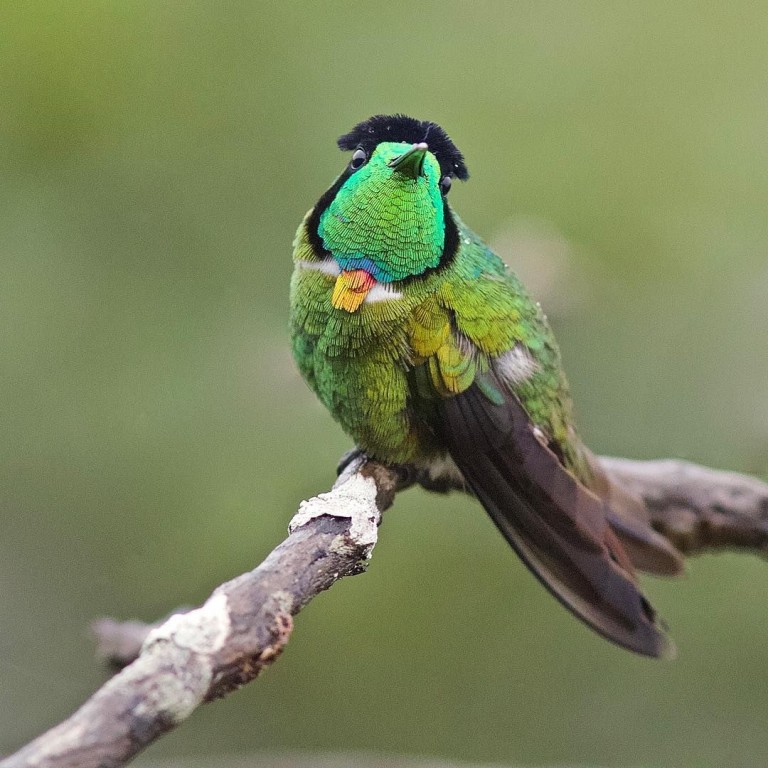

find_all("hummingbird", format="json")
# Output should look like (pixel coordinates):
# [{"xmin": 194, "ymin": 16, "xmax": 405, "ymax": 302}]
[{"xmin": 290, "ymin": 114, "xmax": 683, "ymax": 658}]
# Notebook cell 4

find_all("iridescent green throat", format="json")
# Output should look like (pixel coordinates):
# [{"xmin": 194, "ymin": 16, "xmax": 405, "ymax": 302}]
[{"xmin": 318, "ymin": 142, "xmax": 445, "ymax": 283}]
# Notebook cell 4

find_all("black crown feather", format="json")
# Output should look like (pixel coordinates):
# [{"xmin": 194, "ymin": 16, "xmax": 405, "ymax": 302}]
[{"xmin": 337, "ymin": 114, "xmax": 469, "ymax": 181}]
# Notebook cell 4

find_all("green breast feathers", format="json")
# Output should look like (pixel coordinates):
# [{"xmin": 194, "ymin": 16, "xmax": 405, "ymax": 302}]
[{"xmin": 291, "ymin": 214, "xmax": 578, "ymax": 470}]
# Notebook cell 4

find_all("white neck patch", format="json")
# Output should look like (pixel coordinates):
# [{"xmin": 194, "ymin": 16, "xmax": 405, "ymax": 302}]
[
  {"xmin": 364, "ymin": 282, "xmax": 403, "ymax": 303},
  {"xmin": 297, "ymin": 259, "xmax": 341, "ymax": 277},
  {"xmin": 297, "ymin": 260, "xmax": 403, "ymax": 304}
]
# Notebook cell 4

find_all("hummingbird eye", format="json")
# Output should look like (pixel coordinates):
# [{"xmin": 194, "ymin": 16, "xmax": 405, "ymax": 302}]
[
  {"xmin": 349, "ymin": 148, "xmax": 368, "ymax": 170},
  {"xmin": 440, "ymin": 175, "xmax": 452, "ymax": 195}
]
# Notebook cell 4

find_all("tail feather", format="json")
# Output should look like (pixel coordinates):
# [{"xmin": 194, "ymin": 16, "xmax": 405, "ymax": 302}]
[
  {"xmin": 436, "ymin": 378, "xmax": 675, "ymax": 659},
  {"xmin": 585, "ymin": 449, "xmax": 684, "ymax": 576}
]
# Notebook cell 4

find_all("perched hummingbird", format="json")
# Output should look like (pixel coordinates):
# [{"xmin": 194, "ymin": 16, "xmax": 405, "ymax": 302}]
[{"xmin": 290, "ymin": 114, "xmax": 683, "ymax": 658}]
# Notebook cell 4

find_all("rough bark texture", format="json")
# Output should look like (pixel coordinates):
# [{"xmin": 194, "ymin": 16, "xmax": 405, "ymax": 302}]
[
  {"xmin": 2, "ymin": 455, "xmax": 767, "ymax": 768},
  {"xmin": 600, "ymin": 457, "xmax": 768, "ymax": 554}
]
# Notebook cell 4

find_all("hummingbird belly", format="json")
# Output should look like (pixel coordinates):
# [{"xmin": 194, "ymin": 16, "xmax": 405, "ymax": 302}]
[{"xmin": 290, "ymin": 263, "xmax": 444, "ymax": 465}]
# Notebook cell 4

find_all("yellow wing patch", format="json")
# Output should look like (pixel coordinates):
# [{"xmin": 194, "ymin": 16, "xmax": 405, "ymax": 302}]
[
  {"xmin": 408, "ymin": 298, "xmax": 478, "ymax": 396},
  {"xmin": 428, "ymin": 340, "xmax": 477, "ymax": 396},
  {"xmin": 409, "ymin": 300, "xmax": 450, "ymax": 360}
]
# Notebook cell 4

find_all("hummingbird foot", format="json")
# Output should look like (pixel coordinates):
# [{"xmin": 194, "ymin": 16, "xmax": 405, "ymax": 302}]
[
  {"xmin": 337, "ymin": 448, "xmax": 466, "ymax": 496},
  {"xmin": 336, "ymin": 448, "xmax": 421, "ymax": 497},
  {"xmin": 336, "ymin": 447, "xmax": 368, "ymax": 477}
]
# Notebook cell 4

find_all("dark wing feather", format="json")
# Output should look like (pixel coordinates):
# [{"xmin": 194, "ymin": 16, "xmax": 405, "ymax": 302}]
[
  {"xmin": 585, "ymin": 449, "xmax": 684, "ymax": 576},
  {"xmin": 435, "ymin": 375, "xmax": 674, "ymax": 659}
]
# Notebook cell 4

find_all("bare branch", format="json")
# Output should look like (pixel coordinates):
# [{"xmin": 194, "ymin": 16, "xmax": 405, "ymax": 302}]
[
  {"xmin": 2, "ymin": 454, "xmax": 767, "ymax": 768},
  {"xmin": 408, "ymin": 455, "xmax": 768, "ymax": 557},
  {"xmin": 599, "ymin": 457, "xmax": 768, "ymax": 555},
  {"xmin": 0, "ymin": 456, "xmax": 402, "ymax": 768}
]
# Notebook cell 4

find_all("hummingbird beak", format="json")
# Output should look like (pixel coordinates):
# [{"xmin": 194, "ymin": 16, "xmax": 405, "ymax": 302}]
[{"xmin": 388, "ymin": 142, "xmax": 429, "ymax": 179}]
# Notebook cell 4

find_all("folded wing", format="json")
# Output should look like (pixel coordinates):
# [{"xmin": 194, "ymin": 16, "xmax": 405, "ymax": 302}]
[{"xmin": 434, "ymin": 370, "xmax": 675, "ymax": 659}]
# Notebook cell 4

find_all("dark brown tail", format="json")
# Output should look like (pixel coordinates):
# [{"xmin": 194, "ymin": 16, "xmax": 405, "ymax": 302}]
[
  {"xmin": 585, "ymin": 449, "xmax": 684, "ymax": 576},
  {"xmin": 436, "ymin": 377, "xmax": 676, "ymax": 659}
]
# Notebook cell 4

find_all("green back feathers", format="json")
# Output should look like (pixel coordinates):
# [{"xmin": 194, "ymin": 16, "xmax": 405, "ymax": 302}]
[{"xmin": 318, "ymin": 142, "xmax": 445, "ymax": 283}]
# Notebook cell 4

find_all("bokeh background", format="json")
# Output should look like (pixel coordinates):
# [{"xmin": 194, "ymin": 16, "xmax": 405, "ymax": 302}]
[{"xmin": 3, "ymin": 2, "xmax": 768, "ymax": 766}]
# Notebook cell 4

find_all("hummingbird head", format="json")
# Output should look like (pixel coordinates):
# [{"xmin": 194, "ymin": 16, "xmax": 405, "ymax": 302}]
[{"xmin": 308, "ymin": 115, "xmax": 468, "ymax": 294}]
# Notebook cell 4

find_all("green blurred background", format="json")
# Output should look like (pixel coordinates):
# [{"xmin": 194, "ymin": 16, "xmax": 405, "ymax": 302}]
[{"xmin": 3, "ymin": 2, "xmax": 768, "ymax": 766}]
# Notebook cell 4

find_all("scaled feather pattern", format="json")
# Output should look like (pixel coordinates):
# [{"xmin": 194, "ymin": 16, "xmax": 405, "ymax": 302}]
[{"xmin": 290, "ymin": 115, "xmax": 684, "ymax": 658}]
